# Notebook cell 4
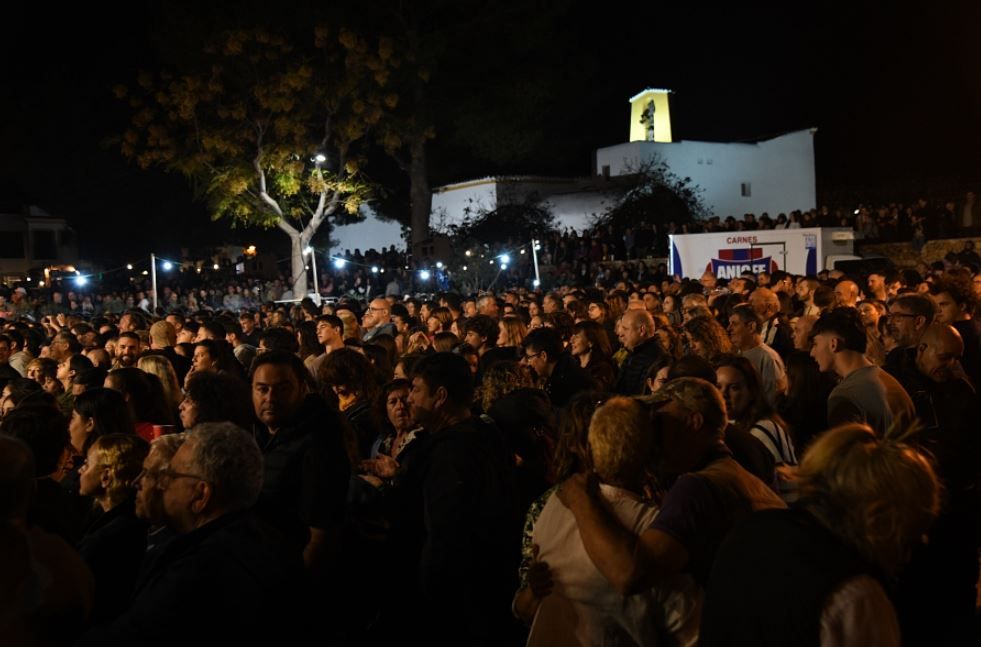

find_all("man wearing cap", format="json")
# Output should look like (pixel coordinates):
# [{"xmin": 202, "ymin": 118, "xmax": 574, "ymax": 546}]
[
  {"xmin": 558, "ymin": 378, "xmax": 784, "ymax": 592},
  {"xmin": 10, "ymin": 286, "xmax": 33, "ymax": 318}
]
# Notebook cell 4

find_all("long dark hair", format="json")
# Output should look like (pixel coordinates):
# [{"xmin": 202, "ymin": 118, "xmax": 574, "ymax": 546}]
[
  {"xmin": 73, "ymin": 387, "xmax": 136, "ymax": 454},
  {"xmin": 105, "ymin": 368, "xmax": 174, "ymax": 426},
  {"xmin": 714, "ymin": 355, "xmax": 787, "ymax": 433}
]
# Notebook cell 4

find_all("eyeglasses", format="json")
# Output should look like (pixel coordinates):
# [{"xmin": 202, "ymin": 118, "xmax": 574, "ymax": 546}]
[
  {"xmin": 150, "ymin": 467, "xmax": 206, "ymax": 487},
  {"xmin": 886, "ymin": 313, "xmax": 918, "ymax": 319},
  {"xmin": 522, "ymin": 351, "xmax": 544, "ymax": 362}
]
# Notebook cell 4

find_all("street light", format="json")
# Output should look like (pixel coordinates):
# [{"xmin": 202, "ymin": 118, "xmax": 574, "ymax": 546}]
[
  {"xmin": 305, "ymin": 246, "xmax": 320, "ymax": 305},
  {"xmin": 126, "ymin": 263, "xmax": 133, "ymax": 270},
  {"xmin": 499, "ymin": 254, "xmax": 510, "ymax": 265},
  {"xmin": 333, "ymin": 258, "xmax": 346, "ymax": 269},
  {"xmin": 162, "ymin": 261, "xmax": 173, "ymax": 271}
]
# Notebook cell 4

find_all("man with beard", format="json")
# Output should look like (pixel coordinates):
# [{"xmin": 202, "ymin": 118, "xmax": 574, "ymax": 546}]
[
  {"xmin": 406, "ymin": 353, "xmax": 518, "ymax": 645},
  {"xmin": 113, "ymin": 332, "xmax": 142, "ymax": 369}
]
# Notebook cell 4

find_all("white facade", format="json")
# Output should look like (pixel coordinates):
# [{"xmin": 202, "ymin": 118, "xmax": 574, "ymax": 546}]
[
  {"xmin": 431, "ymin": 176, "xmax": 616, "ymax": 234},
  {"xmin": 595, "ymin": 129, "xmax": 817, "ymax": 219}
]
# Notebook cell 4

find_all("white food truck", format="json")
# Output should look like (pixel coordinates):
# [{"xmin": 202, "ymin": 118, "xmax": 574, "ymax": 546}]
[{"xmin": 668, "ymin": 227, "xmax": 857, "ymax": 280}]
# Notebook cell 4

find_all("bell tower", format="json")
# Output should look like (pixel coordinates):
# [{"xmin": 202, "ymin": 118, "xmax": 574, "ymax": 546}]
[{"xmin": 629, "ymin": 88, "xmax": 673, "ymax": 143}]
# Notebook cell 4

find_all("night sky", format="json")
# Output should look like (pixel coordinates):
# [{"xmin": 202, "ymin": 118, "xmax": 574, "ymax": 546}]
[{"xmin": 3, "ymin": 3, "xmax": 980, "ymax": 264}]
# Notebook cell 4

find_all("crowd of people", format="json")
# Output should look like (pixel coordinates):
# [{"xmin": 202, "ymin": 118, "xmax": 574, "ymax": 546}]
[{"xmin": 0, "ymin": 245, "xmax": 979, "ymax": 645}]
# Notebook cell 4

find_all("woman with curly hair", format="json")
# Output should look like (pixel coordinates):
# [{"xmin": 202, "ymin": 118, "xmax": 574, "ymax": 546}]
[
  {"xmin": 683, "ymin": 315, "xmax": 733, "ymax": 363},
  {"xmin": 77, "ymin": 433, "xmax": 150, "ymax": 621},
  {"xmin": 480, "ymin": 360, "xmax": 532, "ymax": 414}
]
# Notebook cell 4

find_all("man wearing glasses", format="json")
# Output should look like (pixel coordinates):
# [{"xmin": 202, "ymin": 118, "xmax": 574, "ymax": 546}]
[
  {"xmin": 85, "ymin": 423, "xmax": 305, "ymax": 643},
  {"xmin": 883, "ymin": 294, "xmax": 936, "ymax": 380},
  {"xmin": 362, "ymin": 298, "xmax": 395, "ymax": 342}
]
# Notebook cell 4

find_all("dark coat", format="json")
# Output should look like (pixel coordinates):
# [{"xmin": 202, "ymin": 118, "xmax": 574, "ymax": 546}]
[
  {"xmin": 79, "ymin": 511, "xmax": 306, "ymax": 645},
  {"xmin": 614, "ymin": 336, "xmax": 667, "ymax": 395},
  {"xmin": 77, "ymin": 500, "xmax": 148, "ymax": 623}
]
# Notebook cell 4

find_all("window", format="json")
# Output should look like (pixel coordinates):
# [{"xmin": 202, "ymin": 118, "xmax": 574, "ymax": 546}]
[
  {"xmin": 741, "ymin": 182, "xmax": 752, "ymax": 197},
  {"xmin": 33, "ymin": 230, "xmax": 56, "ymax": 259}
]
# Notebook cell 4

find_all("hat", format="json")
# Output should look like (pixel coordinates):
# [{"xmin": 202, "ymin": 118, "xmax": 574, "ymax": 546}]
[
  {"xmin": 14, "ymin": 287, "xmax": 27, "ymax": 296},
  {"xmin": 640, "ymin": 377, "xmax": 727, "ymax": 434}
]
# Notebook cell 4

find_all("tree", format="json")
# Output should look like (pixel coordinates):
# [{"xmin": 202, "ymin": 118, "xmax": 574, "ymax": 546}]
[
  {"xmin": 434, "ymin": 195, "xmax": 558, "ymax": 291},
  {"xmin": 116, "ymin": 26, "xmax": 400, "ymax": 297},
  {"xmin": 594, "ymin": 156, "xmax": 707, "ymax": 254}
]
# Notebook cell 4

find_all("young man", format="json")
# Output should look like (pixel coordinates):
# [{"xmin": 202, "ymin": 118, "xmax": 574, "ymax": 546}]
[{"xmin": 810, "ymin": 308, "xmax": 914, "ymax": 436}]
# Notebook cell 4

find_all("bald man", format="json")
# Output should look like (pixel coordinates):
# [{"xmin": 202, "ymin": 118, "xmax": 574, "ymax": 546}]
[
  {"xmin": 793, "ymin": 315, "xmax": 819, "ymax": 352},
  {"xmin": 833, "ymin": 280, "xmax": 860, "ymax": 309},
  {"xmin": 749, "ymin": 288, "xmax": 793, "ymax": 358},
  {"xmin": 361, "ymin": 298, "xmax": 395, "ymax": 342},
  {"xmin": 893, "ymin": 323, "xmax": 981, "ymax": 645},
  {"xmin": 614, "ymin": 310, "xmax": 667, "ymax": 395}
]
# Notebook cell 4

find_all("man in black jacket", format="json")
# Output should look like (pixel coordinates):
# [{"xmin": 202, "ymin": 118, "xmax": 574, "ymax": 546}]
[
  {"xmin": 614, "ymin": 309, "xmax": 667, "ymax": 395},
  {"xmin": 250, "ymin": 352, "xmax": 351, "ymax": 572},
  {"xmin": 408, "ymin": 352, "xmax": 519, "ymax": 645},
  {"xmin": 521, "ymin": 327, "xmax": 595, "ymax": 407}
]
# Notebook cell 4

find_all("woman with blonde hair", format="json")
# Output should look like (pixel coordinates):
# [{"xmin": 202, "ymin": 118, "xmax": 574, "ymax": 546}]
[
  {"xmin": 138, "ymin": 354, "xmax": 182, "ymax": 423},
  {"xmin": 77, "ymin": 433, "xmax": 151, "ymax": 621},
  {"xmin": 336, "ymin": 308, "xmax": 363, "ymax": 341},
  {"xmin": 701, "ymin": 423, "xmax": 940, "ymax": 646}
]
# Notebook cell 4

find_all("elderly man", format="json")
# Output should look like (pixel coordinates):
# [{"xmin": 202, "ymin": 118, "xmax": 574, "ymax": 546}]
[
  {"xmin": 558, "ymin": 378, "xmax": 784, "ymax": 592},
  {"xmin": 614, "ymin": 309, "xmax": 667, "ymax": 395},
  {"xmin": 748, "ymin": 288, "xmax": 793, "ymax": 359},
  {"xmin": 727, "ymin": 304, "xmax": 787, "ymax": 405},
  {"xmin": 833, "ymin": 279, "xmax": 860, "ymax": 309},
  {"xmin": 361, "ymin": 298, "xmax": 396, "ymax": 342},
  {"xmin": 884, "ymin": 323, "xmax": 981, "ymax": 644},
  {"xmin": 81, "ymin": 423, "xmax": 305, "ymax": 644}
]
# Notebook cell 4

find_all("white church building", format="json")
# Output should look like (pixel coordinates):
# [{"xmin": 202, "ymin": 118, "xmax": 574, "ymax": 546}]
[{"xmin": 429, "ymin": 88, "xmax": 816, "ymax": 233}]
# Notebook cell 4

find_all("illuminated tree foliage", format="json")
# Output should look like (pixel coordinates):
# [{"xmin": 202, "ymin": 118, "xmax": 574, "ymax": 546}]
[{"xmin": 116, "ymin": 26, "xmax": 400, "ymax": 296}]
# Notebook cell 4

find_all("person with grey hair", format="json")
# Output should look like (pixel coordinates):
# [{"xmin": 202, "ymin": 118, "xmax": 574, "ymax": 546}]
[{"xmin": 82, "ymin": 422, "xmax": 304, "ymax": 644}]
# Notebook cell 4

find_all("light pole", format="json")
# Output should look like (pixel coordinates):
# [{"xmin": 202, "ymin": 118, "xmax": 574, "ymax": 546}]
[
  {"xmin": 531, "ymin": 239, "xmax": 541, "ymax": 288},
  {"xmin": 150, "ymin": 253, "xmax": 158, "ymax": 311},
  {"xmin": 305, "ymin": 246, "xmax": 320, "ymax": 305}
]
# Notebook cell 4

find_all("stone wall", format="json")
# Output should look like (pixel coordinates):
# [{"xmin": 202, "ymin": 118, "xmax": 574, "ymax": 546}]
[{"xmin": 858, "ymin": 237, "xmax": 981, "ymax": 269}]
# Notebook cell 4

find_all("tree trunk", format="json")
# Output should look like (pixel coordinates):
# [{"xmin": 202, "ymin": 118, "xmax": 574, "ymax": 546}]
[
  {"xmin": 289, "ymin": 233, "xmax": 308, "ymax": 298},
  {"xmin": 409, "ymin": 137, "xmax": 431, "ymax": 257}
]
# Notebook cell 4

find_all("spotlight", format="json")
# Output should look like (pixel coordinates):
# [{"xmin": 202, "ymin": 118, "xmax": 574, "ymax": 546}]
[
  {"xmin": 419, "ymin": 270, "xmax": 431, "ymax": 281},
  {"xmin": 501, "ymin": 263, "xmax": 508, "ymax": 270},
  {"xmin": 499, "ymin": 254, "xmax": 510, "ymax": 265},
  {"xmin": 465, "ymin": 250, "xmax": 472, "ymax": 257},
  {"xmin": 75, "ymin": 276, "xmax": 87, "ymax": 287},
  {"xmin": 142, "ymin": 270, "xmax": 148, "ymax": 276},
  {"xmin": 371, "ymin": 266, "xmax": 379, "ymax": 274},
  {"xmin": 520, "ymin": 249, "xmax": 526, "ymax": 255},
  {"xmin": 162, "ymin": 261, "xmax": 173, "ymax": 271},
  {"xmin": 213, "ymin": 263, "xmax": 220, "ymax": 270},
  {"xmin": 436, "ymin": 261, "xmax": 443, "ymax": 269},
  {"xmin": 26, "ymin": 277, "xmax": 31, "ymax": 282},
  {"xmin": 533, "ymin": 279, "xmax": 541, "ymax": 287},
  {"xmin": 38, "ymin": 281, "xmax": 45, "ymax": 287},
  {"xmin": 333, "ymin": 258, "xmax": 347, "ymax": 269},
  {"xmin": 462, "ymin": 265, "xmax": 468, "ymax": 271},
  {"xmin": 126, "ymin": 264, "xmax": 133, "ymax": 270}
]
